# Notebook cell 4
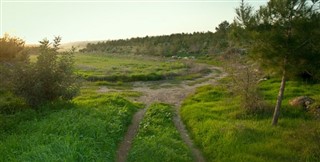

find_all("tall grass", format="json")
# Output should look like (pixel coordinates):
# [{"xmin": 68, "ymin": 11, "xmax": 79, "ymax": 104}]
[
  {"xmin": 0, "ymin": 92, "xmax": 142, "ymax": 161},
  {"xmin": 127, "ymin": 103, "xmax": 193, "ymax": 162},
  {"xmin": 181, "ymin": 80, "xmax": 320, "ymax": 162}
]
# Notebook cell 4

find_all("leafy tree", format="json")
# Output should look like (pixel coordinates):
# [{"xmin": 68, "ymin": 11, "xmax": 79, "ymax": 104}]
[
  {"xmin": 235, "ymin": 0, "xmax": 320, "ymax": 125},
  {"xmin": 80, "ymin": 32, "xmax": 223, "ymax": 56},
  {"xmin": 0, "ymin": 34, "xmax": 28, "ymax": 92},
  {"xmin": 235, "ymin": 0, "xmax": 254, "ymax": 28},
  {"xmin": 214, "ymin": 21, "xmax": 231, "ymax": 50},
  {"xmin": 0, "ymin": 35, "xmax": 31, "ymax": 113},
  {"xmin": 0, "ymin": 34, "xmax": 26, "ymax": 62},
  {"xmin": 14, "ymin": 37, "xmax": 79, "ymax": 106},
  {"xmin": 215, "ymin": 21, "xmax": 230, "ymax": 33}
]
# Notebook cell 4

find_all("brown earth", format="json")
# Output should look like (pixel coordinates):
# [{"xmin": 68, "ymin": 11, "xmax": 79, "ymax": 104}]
[{"xmin": 99, "ymin": 65, "xmax": 226, "ymax": 162}]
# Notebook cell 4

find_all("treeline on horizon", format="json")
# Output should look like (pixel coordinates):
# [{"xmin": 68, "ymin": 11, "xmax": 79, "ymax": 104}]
[{"xmin": 79, "ymin": 21, "xmax": 231, "ymax": 57}]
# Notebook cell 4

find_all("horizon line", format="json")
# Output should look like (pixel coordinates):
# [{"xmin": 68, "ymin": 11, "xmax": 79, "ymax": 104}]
[
  {"xmin": 2, "ymin": 0, "xmax": 266, "ymax": 3},
  {"xmin": 24, "ymin": 30, "xmax": 216, "ymax": 45}
]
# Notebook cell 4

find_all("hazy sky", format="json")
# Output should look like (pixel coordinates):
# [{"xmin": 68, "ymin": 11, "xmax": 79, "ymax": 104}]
[{"xmin": 1, "ymin": 0, "xmax": 267, "ymax": 44}]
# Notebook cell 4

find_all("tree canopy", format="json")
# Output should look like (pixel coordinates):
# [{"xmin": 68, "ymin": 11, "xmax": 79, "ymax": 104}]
[
  {"xmin": 13, "ymin": 37, "xmax": 79, "ymax": 107},
  {"xmin": 235, "ymin": 0, "xmax": 320, "ymax": 125},
  {"xmin": 0, "ymin": 34, "xmax": 26, "ymax": 62},
  {"xmin": 80, "ymin": 31, "xmax": 231, "ymax": 56}
]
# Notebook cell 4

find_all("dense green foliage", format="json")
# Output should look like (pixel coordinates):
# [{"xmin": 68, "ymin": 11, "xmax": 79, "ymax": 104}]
[
  {"xmin": 13, "ymin": 37, "xmax": 79, "ymax": 106},
  {"xmin": 0, "ymin": 92, "xmax": 142, "ymax": 161},
  {"xmin": 127, "ymin": 103, "xmax": 193, "ymax": 162},
  {"xmin": 0, "ymin": 35, "xmax": 28, "ymax": 113},
  {"xmin": 245, "ymin": 0, "xmax": 320, "ymax": 79},
  {"xmin": 0, "ymin": 34, "xmax": 26, "ymax": 62},
  {"xmin": 1, "ymin": 1, "xmax": 319, "ymax": 161},
  {"xmin": 0, "ymin": 35, "xmax": 79, "ymax": 111},
  {"xmin": 0, "ymin": 34, "xmax": 27, "ymax": 92},
  {"xmin": 232, "ymin": 0, "xmax": 320, "ymax": 125},
  {"xmin": 181, "ymin": 80, "xmax": 320, "ymax": 162},
  {"xmin": 80, "ymin": 30, "xmax": 230, "ymax": 56}
]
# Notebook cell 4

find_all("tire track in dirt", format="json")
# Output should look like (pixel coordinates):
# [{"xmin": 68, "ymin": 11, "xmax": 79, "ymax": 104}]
[
  {"xmin": 116, "ymin": 108, "xmax": 146, "ymax": 162},
  {"xmin": 102, "ymin": 65, "xmax": 226, "ymax": 162}
]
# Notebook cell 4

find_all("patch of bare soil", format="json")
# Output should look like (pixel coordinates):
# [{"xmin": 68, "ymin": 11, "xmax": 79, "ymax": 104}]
[{"xmin": 104, "ymin": 65, "xmax": 226, "ymax": 162}]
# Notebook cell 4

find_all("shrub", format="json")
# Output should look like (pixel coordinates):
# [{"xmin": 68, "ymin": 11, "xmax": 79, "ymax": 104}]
[
  {"xmin": 0, "ymin": 34, "xmax": 29, "ymax": 113},
  {"xmin": 0, "ymin": 34, "xmax": 26, "ymax": 62},
  {"xmin": 0, "ymin": 34, "xmax": 28, "ymax": 91},
  {"xmin": 13, "ymin": 37, "xmax": 79, "ymax": 107},
  {"xmin": 223, "ymin": 55, "xmax": 265, "ymax": 113}
]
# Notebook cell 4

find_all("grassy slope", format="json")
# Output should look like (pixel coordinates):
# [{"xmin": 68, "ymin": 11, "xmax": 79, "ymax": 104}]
[
  {"xmin": 127, "ymin": 103, "xmax": 193, "ymax": 162},
  {"xmin": 181, "ymin": 80, "xmax": 320, "ymax": 162},
  {"xmin": 0, "ymin": 87, "xmax": 142, "ymax": 161}
]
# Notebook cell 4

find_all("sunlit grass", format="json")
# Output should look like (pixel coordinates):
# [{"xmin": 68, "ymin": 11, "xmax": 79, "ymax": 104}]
[
  {"xmin": 30, "ymin": 52, "xmax": 210, "ymax": 82},
  {"xmin": 127, "ymin": 103, "xmax": 193, "ymax": 162},
  {"xmin": 181, "ymin": 80, "xmax": 320, "ymax": 162},
  {"xmin": 0, "ymin": 88, "xmax": 142, "ymax": 161},
  {"xmin": 74, "ymin": 53, "xmax": 209, "ymax": 82}
]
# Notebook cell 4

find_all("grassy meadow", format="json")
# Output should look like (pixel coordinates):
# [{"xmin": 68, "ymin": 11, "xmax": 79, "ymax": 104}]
[
  {"xmin": 180, "ymin": 79, "xmax": 320, "ymax": 162},
  {"xmin": 0, "ymin": 87, "xmax": 143, "ymax": 161},
  {"xmin": 30, "ymin": 53, "xmax": 210, "ymax": 83},
  {"xmin": 0, "ymin": 53, "xmax": 199, "ymax": 161},
  {"xmin": 2, "ymin": 52, "xmax": 320, "ymax": 161},
  {"xmin": 74, "ymin": 53, "xmax": 206, "ymax": 82}
]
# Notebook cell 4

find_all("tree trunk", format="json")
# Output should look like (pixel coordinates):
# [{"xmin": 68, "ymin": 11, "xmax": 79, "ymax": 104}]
[{"xmin": 272, "ymin": 69, "xmax": 286, "ymax": 126}]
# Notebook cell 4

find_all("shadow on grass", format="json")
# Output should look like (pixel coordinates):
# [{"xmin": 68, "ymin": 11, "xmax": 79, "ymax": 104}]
[{"xmin": 0, "ymin": 100, "xmax": 76, "ymax": 134}]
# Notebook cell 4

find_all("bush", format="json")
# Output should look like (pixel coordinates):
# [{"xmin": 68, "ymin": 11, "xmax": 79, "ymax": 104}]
[
  {"xmin": 13, "ymin": 37, "xmax": 79, "ymax": 107},
  {"xmin": 0, "ymin": 34, "xmax": 28, "ymax": 91},
  {"xmin": 0, "ymin": 34, "xmax": 26, "ymax": 62},
  {"xmin": 0, "ymin": 34, "xmax": 29, "ymax": 113},
  {"xmin": 223, "ymin": 56, "xmax": 265, "ymax": 113}
]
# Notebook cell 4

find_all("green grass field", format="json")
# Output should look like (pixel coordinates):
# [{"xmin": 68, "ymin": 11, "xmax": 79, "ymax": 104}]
[
  {"xmin": 0, "ymin": 88, "xmax": 142, "ymax": 161},
  {"xmin": 180, "ymin": 80, "xmax": 320, "ymax": 162},
  {"xmin": 1, "ymin": 53, "xmax": 195, "ymax": 161},
  {"xmin": 74, "ymin": 53, "xmax": 200, "ymax": 82},
  {"xmin": 30, "ymin": 53, "xmax": 210, "ymax": 83},
  {"xmin": 3, "ymin": 53, "xmax": 320, "ymax": 161},
  {"xmin": 127, "ymin": 103, "xmax": 193, "ymax": 162}
]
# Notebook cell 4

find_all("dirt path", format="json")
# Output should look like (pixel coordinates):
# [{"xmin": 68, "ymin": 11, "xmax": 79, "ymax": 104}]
[
  {"xmin": 107, "ymin": 65, "xmax": 226, "ymax": 162},
  {"xmin": 116, "ymin": 108, "xmax": 146, "ymax": 162}
]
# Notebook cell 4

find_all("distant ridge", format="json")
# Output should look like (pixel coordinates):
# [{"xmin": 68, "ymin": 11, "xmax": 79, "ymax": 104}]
[
  {"xmin": 59, "ymin": 41, "xmax": 98, "ymax": 52},
  {"xmin": 26, "ymin": 40, "xmax": 101, "ymax": 52}
]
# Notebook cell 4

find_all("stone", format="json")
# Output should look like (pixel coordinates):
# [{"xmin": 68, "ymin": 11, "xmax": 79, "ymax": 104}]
[{"xmin": 289, "ymin": 96, "xmax": 315, "ymax": 109}]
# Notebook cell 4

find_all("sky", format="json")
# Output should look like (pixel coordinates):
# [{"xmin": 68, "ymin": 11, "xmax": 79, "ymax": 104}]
[{"xmin": 1, "ymin": 0, "xmax": 268, "ymax": 44}]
